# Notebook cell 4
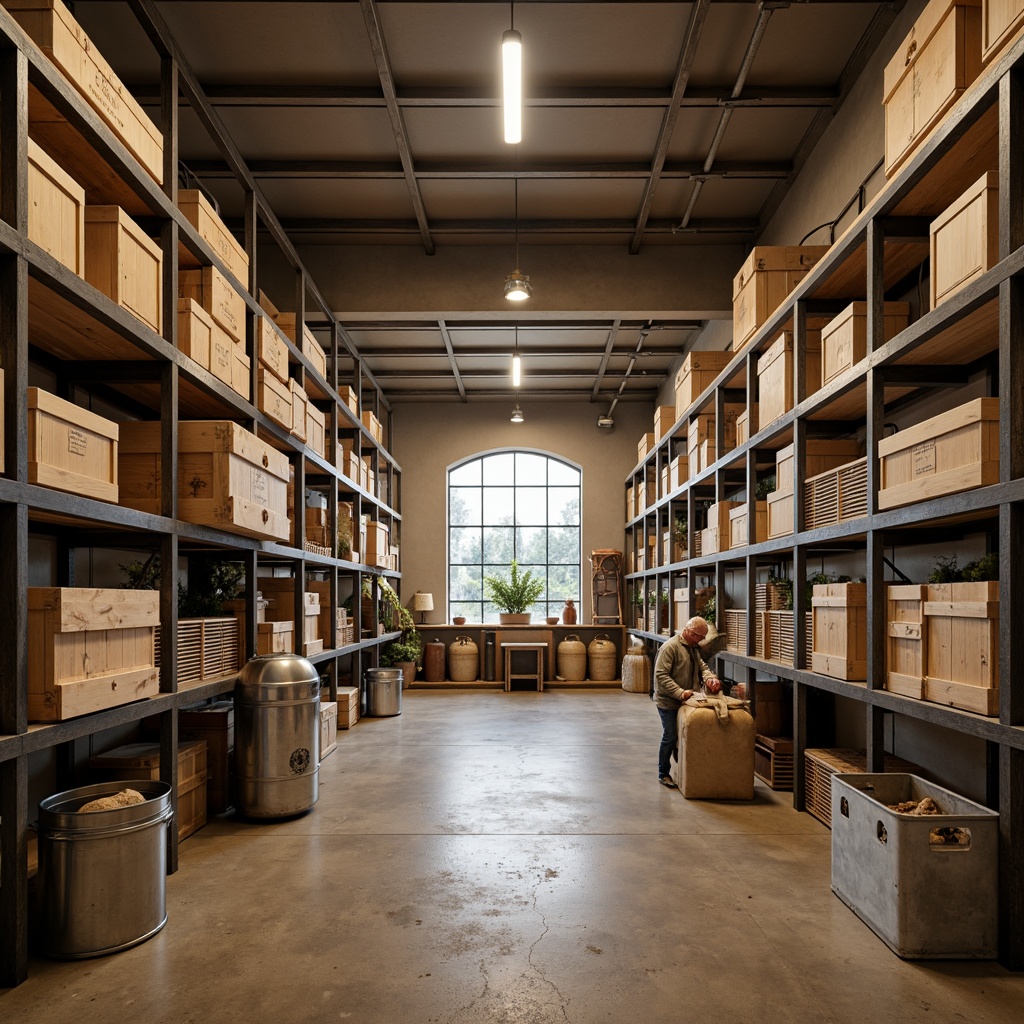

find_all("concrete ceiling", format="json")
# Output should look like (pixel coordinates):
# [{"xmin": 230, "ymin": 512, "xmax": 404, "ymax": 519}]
[{"xmin": 76, "ymin": 0, "xmax": 901, "ymax": 404}]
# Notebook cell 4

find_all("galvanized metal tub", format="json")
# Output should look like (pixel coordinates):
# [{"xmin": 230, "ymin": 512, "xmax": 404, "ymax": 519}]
[{"xmin": 365, "ymin": 666, "xmax": 403, "ymax": 716}]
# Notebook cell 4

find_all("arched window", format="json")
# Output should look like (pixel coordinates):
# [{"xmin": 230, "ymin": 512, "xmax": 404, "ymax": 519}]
[{"xmin": 448, "ymin": 449, "xmax": 581, "ymax": 621}]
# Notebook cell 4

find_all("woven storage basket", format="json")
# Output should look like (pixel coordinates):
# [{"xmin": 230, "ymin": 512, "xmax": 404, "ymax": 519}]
[
  {"xmin": 448, "ymin": 635, "xmax": 479, "ymax": 681},
  {"xmin": 557, "ymin": 634, "xmax": 587, "ymax": 681},
  {"xmin": 587, "ymin": 634, "xmax": 618, "ymax": 681},
  {"xmin": 620, "ymin": 640, "xmax": 651, "ymax": 693}
]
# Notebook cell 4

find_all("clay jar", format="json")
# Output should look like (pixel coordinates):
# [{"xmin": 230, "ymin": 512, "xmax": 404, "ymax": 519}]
[{"xmin": 562, "ymin": 599, "xmax": 577, "ymax": 625}]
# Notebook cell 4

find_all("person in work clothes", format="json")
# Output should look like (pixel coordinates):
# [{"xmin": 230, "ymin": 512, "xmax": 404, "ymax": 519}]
[{"xmin": 653, "ymin": 616, "xmax": 721, "ymax": 787}]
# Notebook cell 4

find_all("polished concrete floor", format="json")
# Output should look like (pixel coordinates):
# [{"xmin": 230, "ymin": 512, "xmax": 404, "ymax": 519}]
[{"xmin": 4, "ymin": 688, "xmax": 1024, "ymax": 1022}]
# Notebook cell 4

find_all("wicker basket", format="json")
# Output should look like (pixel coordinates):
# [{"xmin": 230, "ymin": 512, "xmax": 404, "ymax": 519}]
[
  {"xmin": 620, "ymin": 639, "xmax": 650, "ymax": 693},
  {"xmin": 557, "ymin": 634, "xmax": 587, "ymax": 681},
  {"xmin": 588, "ymin": 634, "xmax": 618, "ymax": 681},
  {"xmin": 448, "ymin": 635, "xmax": 479, "ymax": 681}
]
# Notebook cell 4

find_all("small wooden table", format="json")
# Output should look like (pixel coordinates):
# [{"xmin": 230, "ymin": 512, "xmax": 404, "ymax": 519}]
[{"xmin": 502, "ymin": 642, "xmax": 547, "ymax": 691}]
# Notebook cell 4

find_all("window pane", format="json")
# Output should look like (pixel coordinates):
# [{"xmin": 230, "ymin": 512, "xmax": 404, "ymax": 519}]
[
  {"xmin": 482, "ymin": 527, "xmax": 514, "ymax": 563},
  {"xmin": 483, "ymin": 488, "xmax": 515, "ymax": 525},
  {"xmin": 515, "ymin": 452, "xmax": 547, "ymax": 484},
  {"xmin": 547, "ymin": 563, "xmax": 579, "ymax": 600},
  {"xmin": 450, "ymin": 528, "xmax": 481, "ymax": 564},
  {"xmin": 548, "ymin": 461, "xmax": 579, "ymax": 486},
  {"xmin": 450, "ymin": 564, "xmax": 483, "ymax": 601},
  {"xmin": 516, "ymin": 526, "xmax": 547, "ymax": 562},
  {"xmin": 450, "ymin": 461, "xmax": 480, "ymax": 485},
  {"xmin": 547, "ymin": 527, "xmax": 579, "ymax": 565},
  {"xmin": 549, "ymin": 488, "xmax": 580, "ymax": 524},
  {"xmin": 450, "ymin": 487, "xmax": 481, "ymax": 525},
  {"xmin": 482, "ymin": 452, "xmax": 515, "ymax": 485},
  {"xmin": 515, "ymin": 487, "xmax": 547, "ymax": 524}
]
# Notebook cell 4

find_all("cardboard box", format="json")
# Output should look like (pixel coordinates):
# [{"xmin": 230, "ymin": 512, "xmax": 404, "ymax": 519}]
[
  {"xmin": 84, "ymin": 205, "xmax": 162, "ymax": 333},
  {"xmin": 365, "ymin": 520, "xmax": 390, "ymax": 568},
  {"xmin": 930, "ymin": 172, "xmax": 999, "ymax": 308},
  {"xmin": 28, "ymin": 587, "xmax": 159, "ymax": 722},
  {"xmin": 637, "ymin": 431, "xmax": 656, "ymax": 462},
  {"xmin": 179, "ymin": 265, "xmax": 245, "ymax": 345},
  {"xmin": 362, "ymin": 409, "xmax": 383, "ymax": 444},
  {"xmin": 28, "ymin": 387, "xmax": 118, "ymax": 502},
  {"xmin": 27, "ymin": 137, "xmax": 85, "ymax": 274},
  {"xmin": 338, "ymin": 385, "xmax": 359, "ymax": 415},
  {"xmin": 653, "ymin": 405, "xmax": 677, "ymax": 442},
  {"xmin": 177, "ymin": 189, "xmax": 249, "ymax": 284}
]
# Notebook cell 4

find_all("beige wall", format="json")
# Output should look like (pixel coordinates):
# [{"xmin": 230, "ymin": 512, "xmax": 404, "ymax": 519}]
[{"xmin": 392, "ymin": 399, "xmax": 651, "ymax": 623}]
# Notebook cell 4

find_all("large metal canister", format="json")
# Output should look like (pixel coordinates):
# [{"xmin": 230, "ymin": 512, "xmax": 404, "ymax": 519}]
[
  {"xmin": 556, "ymin": 634, "xmax": 587, "ymax": 681},
  {"xmin": 365, "ymin": 666, "xmax": 403, "ymax": 715},
  {"xmin": 423, "ymin": 641, "xmax": 446, "ymax": 682},
  {"xmin": 449, "ymin": 634, "xmax": 479, "ymax": 681},
  {"xmin": 35, "ymin": 780, "xmax": 173, "ymax": 959},
  {"xmin": 234, "ymin": 653, "xmax": 320, "ymax": 818},
  {"xmin": 587, "ymin": 633, "xmax": 618, "ymax": 681}
]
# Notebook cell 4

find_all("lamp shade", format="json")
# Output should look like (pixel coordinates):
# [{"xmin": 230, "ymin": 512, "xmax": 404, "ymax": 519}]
[{"xmin": 411, "ymin": 593, "xmax": 434, "ymax": 613}]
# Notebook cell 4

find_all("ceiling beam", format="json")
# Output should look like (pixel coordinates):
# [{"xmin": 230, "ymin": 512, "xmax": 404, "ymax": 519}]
[
  {"xmin": 437, "ymin": 319, "xmax": 468, "ymax": 402},
  {"xmin": 340, "ymin": 347, "xmax": 685, "ymax": 359},
  {"xmin": 629, "ymin": 0, "xmax": 711, "ymax": 254},
  {"xmin": 359, "ymin": 0, "xmax": 434, "ymax": 254}
]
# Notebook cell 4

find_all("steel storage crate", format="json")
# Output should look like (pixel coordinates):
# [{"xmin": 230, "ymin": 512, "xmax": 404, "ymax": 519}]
[{"xmin": 831, "ymin": 773, "xmax": 998, "ymax": 959}]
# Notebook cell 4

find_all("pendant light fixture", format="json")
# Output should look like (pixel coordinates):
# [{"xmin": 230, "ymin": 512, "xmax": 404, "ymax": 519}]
[
  {"xmin": 502, "ymin": 4, "xmax": 522, "ymax": 145},
  {"xmin": 511, "ymin": 325, "xmax": 522, "ymax": 387},
  {"xmin": 510, "ymin": 395, "xmax": 525, "ymax": 423},
  {"xmin": 504, "ymin": 176, "xmax": 532, "ymax": 302}
]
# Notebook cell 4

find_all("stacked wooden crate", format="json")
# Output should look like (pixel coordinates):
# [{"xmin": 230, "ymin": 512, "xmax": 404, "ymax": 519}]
[
  {"xmin": 820, "ymin": 302, "xmax": 910, "ymax": 388},
  {"xmin": 673, "ymin": 350, "xmax": 731, "ymax": 419},
  {"xmin": 811, "ymin": 583, "xmax": 867, "ymax": 681},
  {"xmin": 728, "ymin": 501, "xmax": 767, "ymax": 548},
  {"xmin": 756, "ymin": 330, "xmax": 822, "ymax": 428},
  {"xmin": 258, "ymin": 577, "xmax": 323, "ymax": 657},
  {"xmin": 803, "ymin": 456, "xmax": 869, "ymax": 530},
  {"xmin": 154, "ymin": 617, "xmax": 239, "ymax": 686},
  {"xmin": 930, "ymin": 171, "xmax": 999, "ymax": 307},
  {"xmin": 255, "ymin": 314, "xmax": 294, "ymax": 430},
  {"xmin": 700, "ymin": 500, "xmax": 740, "ymax": 556},
  {"xmin": 179, "ymin": 701, "xmax": 235, "ymax": 814}
]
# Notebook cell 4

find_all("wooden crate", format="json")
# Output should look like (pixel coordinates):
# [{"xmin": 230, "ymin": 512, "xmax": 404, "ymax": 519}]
[
  {"xmin": 820, "ymin": 302, "xmax": 911, "ymax": 388},
  {"xmin": 673, "ymin": 350, "xmax": 731, "ymax": 418},
  {"xmin": 320, "ymin": 701, "xmax": 338, "ymax": 759},
  {"xmin": 637, "ymin": 432, "xmax": 655, "ymax": 462},
  {"xmin": 724, "ymin": 608, "xmax": 748, "ymax": 654},
  {"xmin": 306, "ymin": 405, "xmax": 327, "ymax": 460},
  {"xmin": 362, "ymin": 410, "xmax": 384, "ymax": 444},
  {"xmin": 766, "ymin": 489, "xmax": 793, "ymax": 539},
  {"xmin": 8, "ymin": 1, "xmax": 164, "ymax": 184},
  {"xmin": 303, "ymin": 598, "xmax": 323, "ymax": 658},
  {"xmin": 231, "ymin": 345, "xmax": 250, "ymax": 400},
  {"xmin": 702, "ymin": 500, "xmax": 740, "ymax": 556},
  {"xmin": 653, "ymin": 405, "xmax": 676, "ymax": 442},
  {"xmin": 883, "ymin": 0, "xmax": 983, "ymax": 178},
  {"xmin": 930, "ymin": 171, "xmax": 999, "ymax": 308},
  {"xmin": 84, "ymin": 205, "xmax": 162, "ymax": 333},
  {"xmin": 877, "ymin": 396, "xmax": 999, "ymax": 510},
  {"xmin": 886, "ymin": 584, "xmax": 929, "ymax": 698},
  {"xmin": 803, "ymin": 456, "xmax": 869, "ymax": 531},
  {"xmin": 177, "ymin": 189, "xmax": 249, "ymax": 284},
  {"xmin": 755, "ymin": 583, "xmax": 791, "ymax": 611},
  {"xmin": 257, "ymin": 368, "xmax": 292, "ymax": 430},
  {"xmin": 804, "ymin": 749, "xmax": 919, "ymax": 828},
  {"xmin": 28, "ymin": 387, "xmax": 118, "ymax": 502},
  {"xmin": 208, "ymin": 324, "xmax": 236, "ymax": 390},
  {"xmin": 365, "ymin": 521, "xmax": 390, "ymax": 568},
  {"xmin": 729, "ymin": 501, "xmax": 767, "ymax": 548},
  {"xmin": 273, "ymin": 313, "xmax": 327, "ymax": 381},
  {"xmin": 256, "ymin": 314, "xmax": 291, "ymax": 383},
  {"xmin": 756, "ymin": 331, "xmax": 822, "ymax": 428},
  {"xmin": 257, "ymin": 619, "xmax": 294, "ymax": 654},
  {"xmin": 177, "ymin": 297, "xmax": 213, "ymax": 371},
  {"xmin": 28, "ymin": 587, "xmax": 159, "ymax": 722},
  {"xmin": 154, "ymin": 617, "xmax": 239, "ymax": 685},
  {"xmin": 924, "ymin": 581, "xmax": 999, "ymax": 714},
  {"xmin": 732, "ymin": 246, "xmax": 829, "ymax": 350},
  {"xmin": 338, "ymin": 385, "xmax": 359, "ymax": 415},
  {"xmin": 178, "ymin": 265, "xmax": 245, "ymax": 346},
  {"xmin": 758, "ymin": 610, "xmax": 813, "ymax": 668},
  {"xmin": 754, "ymin": 734, "xmax": 794, "ymax": 791},
  {"xmin": 736, "ymin": 405, "xmax": 757, "ymax": 445},
  {"xmin": 118, "ymin": 420, "xmax": 290, "ymax": 541},
  {"xmin": 27, "ymin": 137, "xmax": 85, "ymax": 274},
  {"xmin": 775, "ymin": 439, "xmax": 864, "ymax": 497},
  {"xmin": 179, "ymin": 701, "xmax": 234, "ymax": 814},
  {"xmin": 668, "ymin": 453, "xmax": 687, "ymax": 492},
  {"xmin": 982, "ymin": 0, "xmax": 1024, "ymax": 62},
  {"xmin": 290, "ymin": 380, "xmax": 309, "ymax": 443},
  {"xmin": 90, "ymin": 740, "xmax": 207, "ymax": 842},
  {"xmin": 811, "ymin": 583, "xmax": 867, "ymax": 681},
  {"xmin": 336, "ymin": 685, "xmax": 360, "ymax": 729}
]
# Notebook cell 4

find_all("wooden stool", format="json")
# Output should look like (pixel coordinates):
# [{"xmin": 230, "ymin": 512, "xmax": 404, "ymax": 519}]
[{"xmin": 502, "ymin": 642, "xmax": 547, "ymax": 691}]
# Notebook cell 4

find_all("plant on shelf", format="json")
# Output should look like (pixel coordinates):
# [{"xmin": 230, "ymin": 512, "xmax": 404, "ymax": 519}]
[
  {"xmin": 484, "ymin": 559, "xmax": 545, "ymax": 623},
  {"xmin": 755, "ymin": 473, "xmax": 776, "ymax": 501},
  {"xmin": 119, "ymin": 553, "xmax": 161, "ymax": 590},
  {"xmin": 377, "ymin": 577, "xmax": 422, "ymax": 685},
  {"xmin": 928, "ymin": 553, "xmax": 998, "ymax": 584},
  {"xmin": 178, "ymin": 560, "xmax": 246, "ymax": 617}
]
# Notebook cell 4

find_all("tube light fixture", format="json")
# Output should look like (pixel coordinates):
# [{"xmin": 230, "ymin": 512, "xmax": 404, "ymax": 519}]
[
  {"xmin": 512, "ymin": 352, "xmax": 522, "ymax": 388},
  {"xmin": 502, "ymin": 28, "xmax": 522, "ymax": 145}
]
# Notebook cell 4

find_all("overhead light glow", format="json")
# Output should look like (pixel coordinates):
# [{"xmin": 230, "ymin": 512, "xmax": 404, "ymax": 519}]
[
  {"xmin": 502, "ymin": 29, "xmax": 522, "ymax": 144},
  {"xmin": 512, "ymin": 352, "xmax": 522, "ymax": 387},
  {"xmin": 504, "ymin": 270, "xmax": 531, "ymax": 302}
]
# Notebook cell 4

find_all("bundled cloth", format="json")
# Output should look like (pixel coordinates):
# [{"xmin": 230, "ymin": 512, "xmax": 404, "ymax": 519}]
[{"xmin": 684, "ymin": 692, "xmax": 749, "ymax": 723}]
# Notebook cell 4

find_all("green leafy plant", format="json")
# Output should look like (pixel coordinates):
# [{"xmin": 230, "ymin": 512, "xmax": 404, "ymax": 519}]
[
  {"xmin": 120, "ymin": 554, "xmax": 161, "ymax": 590},
  {"xmin": 768, "ymin": 574, "xmax": 794, "ymax": 611},
  {"xmin": 928, "ymin": 553, "xmax": 998, "ymax": 584},
  {"xmin": 673, "ymin": 514, "xmax": 687, "ymax": 544},
  {"xmin": 755, "ymin": 473, "xmax": 776, "ymax": 501},
  {"xmin": 484, "ymin": 559, "xmax": 545, "ymax": 614},
  {"xmin": 377, "ymin": 577, "xmax": 422, "ymax": 663},
  {"xmin": 178, "ymin": 560, "xmax": 246, "ymax": 618}
]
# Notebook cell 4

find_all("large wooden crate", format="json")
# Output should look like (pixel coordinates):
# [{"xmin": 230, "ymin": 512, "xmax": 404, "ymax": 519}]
[
  {"xmin": 804, "ymin": 749, "xmax": 919, "ymax": 828},
  {"xmin": 177, "ymin": 189, "xmax": 249, "ymax": 284},
  {"xmin": 256, "ymin": 314, "xmax": 291, "ymax": 383},
  {"xmin": 732, "ymin": 246, "xmax": 829, "ymax": 351},
  {"xmin": 257, "ymin": 618, "xmax": 294, "ymax": 655},
  {"xmin": 930, "ymin": 172, "xmax": 999, "ymax": 308},
  {"xmin": 179, "ymin": 700, "xmax": 234, "ymax": 814},
  {"xmin": 154, "ymin": 617, "xmax": 239, "ymax": 685},
  {"xmin": 877, "ymin": 397, "xmax": 999, "ymax": 510},
  {"xmin": 177, "ymin": 297, "xmax": 213, "ymax": 372},
  {"xmin": 28, "ymin": 587, "xmax": 159, "ymax": 722},
  {"xmin": 8, "ymin": 1, "xmax": 164, "ymax": 184},
  {"xmin": 754, "ymin": 734, "xmax": 794, "ymax": 791},
  {"xmin": 820, "ymin": 302, "xmax": 911, "ymax": 388},
  {"xmin": 84, "ymin": 205, "xmax": 162, "ymax": 333},
  {"xmin": 336, "ymin": 685, "xmax": 360, "ymax": 729},
  {"xmin": 883, "ymin": 0, "xmax": 983, "ymax": 178},
  {"xmin": 886, "ymin": 584, "xmax": 929, "ymax": 698},
  {"xmin": 982, "ymin": 0, "xmax": 1024, "ymax": 62},
  {"xmin": 673, "ymin": 350, "xmax": 732, "ymax": 418},
  {"xmin": 118, "ymin": 420, "xmax": 290, "ymax": 541},
  {"xmin": 320, "ymin": 700, "xmax": 338, "ymax": 760},
  {"xmin": 273, "ymin": 313, "xmax": 328, "ymax": 381},
  {"xmin": 756, "ymin": 331, "xmax": 822, "ymax": 428},
  {"xmin": 90, "ymin": 739, "xmax": 207, "ymax": 842},
  {"xmin": 257, "ymin": 368, "xmax": 292, "ymax": 430},
  {"xmin": 803, "ymin": 456, "xmax": 869, "ymax": 530},
  {"xmin": 728, "ymin": 501, "xmax": 767, "ymax": 548},
  {"xmin": 766, "ymin": 489, "xmax": 794, "ymax": 539},
  {"xmin": 28, "ymin": 387, "xmax": 118, "ymax": 502},
  {"xmin": 811, "ymin": 583, "xmax": 867, "ymax": 681},
  {"xmin": 27, "ymin": 137, "xmax": 85, "ymax": 275},
  {"xmin": 178, "ymin": 265, "xmax": 245, "ymax": 346}
]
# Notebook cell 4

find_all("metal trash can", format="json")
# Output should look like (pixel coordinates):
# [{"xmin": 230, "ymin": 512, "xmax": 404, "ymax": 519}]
[
  {"xmin": 365, "ymin": 666, "xmax": 403, "ymax": 716},
  {"xmin": 35, "ymin": 780, "xmax": 173, "ymax": 959},
  {"xmin": 235, "ymin": 653, "xmax": 320, "ymax": 818}
]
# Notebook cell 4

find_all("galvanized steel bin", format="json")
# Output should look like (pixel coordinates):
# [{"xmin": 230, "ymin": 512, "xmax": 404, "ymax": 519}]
[
  {"xmin": 365, "ymin": 666, "xmax": 403, "ymax": 716},
  {"xmin": 234, "ymin": 653, "xmax": 320, "ymax": 818},
  {"xmin": 831, "ymin": 773, "xmax": 999, "ymax": 959},
  {"xmin": 35, "ymin": 780, "xmax": 173, "ymax": 959}
]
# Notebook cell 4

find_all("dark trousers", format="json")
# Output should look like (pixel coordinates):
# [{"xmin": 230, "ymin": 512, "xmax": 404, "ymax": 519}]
[{"xmin": 657, "ymin": 706, "xmax": 679, "ymax": 778}]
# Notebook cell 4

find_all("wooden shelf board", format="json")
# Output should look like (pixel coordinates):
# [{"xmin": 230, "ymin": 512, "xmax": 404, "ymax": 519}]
[{"xmin": 892, "ymin": 298, "xmax": 1000, "ymax": 366}]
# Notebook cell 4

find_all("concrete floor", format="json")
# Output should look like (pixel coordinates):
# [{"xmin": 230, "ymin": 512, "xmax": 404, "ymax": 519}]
[{"xmin": 4, "ymin": 688, "xmax": 1024, "ymax": 1022}]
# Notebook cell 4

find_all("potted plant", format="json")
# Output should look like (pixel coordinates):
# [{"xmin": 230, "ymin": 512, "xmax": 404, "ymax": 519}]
[
  {"xmin": 484, "ymin": 559, "xmax": 545, "ymax": 624},
  {"xmin": 378, "ymin": 578, "xmax": 422, "ymax": 686}
]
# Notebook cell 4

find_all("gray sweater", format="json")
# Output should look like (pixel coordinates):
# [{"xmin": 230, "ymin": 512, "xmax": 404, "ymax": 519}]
[{"xmin": 653, "ymin": 635, "xmax": 717, "ymax": 709}]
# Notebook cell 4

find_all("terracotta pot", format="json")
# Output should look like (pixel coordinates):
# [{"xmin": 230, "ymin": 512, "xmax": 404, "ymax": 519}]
[{"xmin": 499, "ymin": 612, "xmax": 531, "ymax": 625}]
